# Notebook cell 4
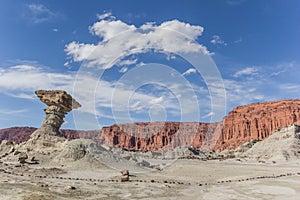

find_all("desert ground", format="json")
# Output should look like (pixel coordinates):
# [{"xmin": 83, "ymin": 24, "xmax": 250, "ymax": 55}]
[{"xmin": 1, "ymin": 158, "xmax": 300, "ymax": 200}]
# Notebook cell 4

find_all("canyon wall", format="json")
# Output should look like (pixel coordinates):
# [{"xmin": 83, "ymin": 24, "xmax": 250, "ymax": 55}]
[
  {"xmin": 214, "ymin": 99, "xmax": 300, "ymax": 150},
  {"xmin": 100, "ymin": 99, "xmax": 300, "ymax": 151},
  {"xmin": 100, "ymin": 122, "xmax": 219, "ymax": 151}
]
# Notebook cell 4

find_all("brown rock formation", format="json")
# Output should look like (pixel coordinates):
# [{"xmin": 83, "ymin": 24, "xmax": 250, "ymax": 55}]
[
  {"xmin": 0, "ymin": 127, "xmax": 36, "ymax": 144},
  {"xmin": 34, "ymin": 90, "xmax": 81, "ymax": 135},
  {"xmin": 0, "ymin": 127, "xmax": 101, "ymax": 144}
]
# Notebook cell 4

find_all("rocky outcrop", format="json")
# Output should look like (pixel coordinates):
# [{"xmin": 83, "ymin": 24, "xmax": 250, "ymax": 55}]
[
  {"xmin": 0, "ymin": 127, "xmax": 36, "ymax": 144},
  {"xmin": 100, "ymin": 122, "xmax": 219, "ymax": 151},
  {"xmin": 214, "ymin": 99, "xmax": 300, "ymax": 150},
  {"xmin": 34, "ymin": 90, "xmax": 81, "ymax": 135},
  {"xmin": 241, "ymin": 124, "xmax": 300, "ymax": 162},
  {"xmin": 100, "ymin": 100, "xmax": 300, "ymax": 151}
]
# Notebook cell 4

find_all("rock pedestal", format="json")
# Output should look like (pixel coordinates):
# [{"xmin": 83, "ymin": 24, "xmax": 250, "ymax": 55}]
[{"xmin": 34, "ymin": 90, "xmax": 81, "ymax": 136}]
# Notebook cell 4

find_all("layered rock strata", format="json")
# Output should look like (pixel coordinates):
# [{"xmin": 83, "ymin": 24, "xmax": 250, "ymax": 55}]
[{"xmin": 214, "ymin": 99, "xmax": 300, "ymax": 150}]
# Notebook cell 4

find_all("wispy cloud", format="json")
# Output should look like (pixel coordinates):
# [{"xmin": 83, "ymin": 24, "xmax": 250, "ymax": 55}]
[
  {"xmin": 279, "ymin": 84, "xmax": 300, "ymax": 92},
  {"xmin": 0, "ymin": 108, "xmax": 28, "ymax": 115},
  {"xmin": 119, "ymin": 67, "xmax": 128, "ymax": 73},
  {"xmin": 150, "ymin": 96, "xmax": 164, "ymax": 104},
  {"xmin": 234, "ymin": 37, "xmax": 243, "ymax": 43},
  {"xmin": 26, "ymin": 4, "xmax": 60, "ymax": 23},
  {"xmin": 182, "ymin": 68, "xmax": 197, "ymax": 76},
  {"xmin": 233, "ymin": 67, "xmax": 258, "ymax": 77},
  {"xmin": 97, "ymin": 12, "xmax": 115, "ymax": 20},
  {"xmin": 202, "ymin": 111, "xmax": 215, "ymax": 118},
  {"xmin": 210, "ymin": 35, "xmax": 227, "ymax": 46},
  {"xmin": 270, "ymin": 62, "xmax": 296, "ymax": 77}
]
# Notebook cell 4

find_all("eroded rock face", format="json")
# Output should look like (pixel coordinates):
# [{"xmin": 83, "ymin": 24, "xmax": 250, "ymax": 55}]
[
  {"xmin": 35, "ymin": 90, "xmax": 81, "ymax": 112},
  {"xmin": 100, "ymin": 122, "xmax": 219, "ymax": 151},
  {"xmin": 34, "ymin": 90, "xmax": 81, "ymax": 135},
  {"xmin": 214, "ymin": 99, "xmax": 300, "ymax": 150},
  {"xmin": 100, "ymin": 100, "xmax": 300, "ymax": 151}
]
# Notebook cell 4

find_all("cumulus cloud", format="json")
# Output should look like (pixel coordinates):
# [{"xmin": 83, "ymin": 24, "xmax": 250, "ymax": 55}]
[
  {"xmin": 182, "ymin": 68, "xmax": 197, "ymax": 76},
  {"xmin": 65, "ymin": 14, "xmax": 209, "ymax": 69},
  {"xmin": 233, "ymin": 67, "xmax": 258, "ymax": 77},
  {"xmin": 210, "ymin": 35, "xmax": 227, "ymax": 46}
]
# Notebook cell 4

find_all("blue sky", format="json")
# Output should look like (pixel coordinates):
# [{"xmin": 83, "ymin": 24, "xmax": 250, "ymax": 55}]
[{"xmin": 0, "ymin": 0, "xmax": 299, "ymax": 130}]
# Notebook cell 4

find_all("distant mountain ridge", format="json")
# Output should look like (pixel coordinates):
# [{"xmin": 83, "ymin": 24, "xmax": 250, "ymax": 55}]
[{"xmin": 1, "ymin": 99, "xmax": 300, "ymax": 151}]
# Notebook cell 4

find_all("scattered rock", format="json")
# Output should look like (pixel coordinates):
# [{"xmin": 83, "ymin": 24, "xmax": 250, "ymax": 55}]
[
  {"xmin": 64, "ymin": 185, "xmax": 76, "ymax": 190},
  {"xmin": 18, "ymin": 152, "xmax": 28, "ymax": 164},
  {"xmin": 120, "ymin": 170, "xmax": 130, "ymax": 182}
]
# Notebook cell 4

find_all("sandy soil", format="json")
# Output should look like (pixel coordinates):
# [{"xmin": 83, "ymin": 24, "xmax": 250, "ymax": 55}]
[{"xmin": 1, "ymin": 159, "xmax": 300, "ymax": 200}]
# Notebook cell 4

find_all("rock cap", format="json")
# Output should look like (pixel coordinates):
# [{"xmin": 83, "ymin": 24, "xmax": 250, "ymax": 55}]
[{"xmin": 35, "ymin": 90, "xmax": 81, "ymax": 112}]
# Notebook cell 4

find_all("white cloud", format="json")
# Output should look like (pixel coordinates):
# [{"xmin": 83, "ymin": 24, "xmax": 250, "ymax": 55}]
[
  {"xmin": 270, "ymin": 62, "xmax": 296, "ymax": 76},
  {"xmin": 0, "ymin": 65, "xmax": 73, "ymax": 92},
  {"xmin": 97, "ymin": 12, "xmax": 114, "ymax": 20},
  {"xmin": 27, "ymin": 4, "xmax": 59, "ymax": 23},
  {"xmin": 129, "ymin": 101, "xmax": 143, "ymax": 111},
  {"xmin": 234, "ymin": 37, "xmax": 243, "ymax": 43},
  {"xmin": 0, "ymin": 108, "xmax": 28, "ymax": 115},
  {"xmin": 279, "ymin": 84, "xmax": 300, "ymax": 91},
  {"xmin": 223, "ymin": 79, "xmax": 265, "ymax": 106},
  {"xmin": 0, "ymin": 65, "xmax": 200, "ymax": 122},
  {"xmin": 233, "ymin": 67, "xmax": 258, "ymax": 77},
  {"xmin": 210, "ymin": 35, "xmax": 227, "ymax": 46},
  {"xmin": 117, "ymin": 58, "xmax": 137, "ymax": 66},
  {"xmin": 202, "ymin": 112, "xmax": 215, "ymax": 118},
  {"xmin": 119, "ymin": 67, "xmax": 128, "ymax": 73},
  {"xmin": 150, "ymin": 96, "xmax": 164, "ymax": 104},
  {"xmin": 65, "ymin": 15, "xmax": 209, "ymax": 69},
  {"xmin": 52, "ymin": 28, "xmax": 59, "ymax": 32},
  {"xmin": 182, "ymin": 68, "xmax": 197, "ymax": 76}
]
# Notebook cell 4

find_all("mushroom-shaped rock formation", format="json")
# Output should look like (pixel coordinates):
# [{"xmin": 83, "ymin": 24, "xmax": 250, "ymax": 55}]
[{"xmin": 34, "ymin": 90, "xmax": 81, "ymax": 136}]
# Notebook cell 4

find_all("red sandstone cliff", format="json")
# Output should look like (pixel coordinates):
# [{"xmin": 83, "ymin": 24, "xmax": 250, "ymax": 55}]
[
  {"xmin": 100, "ymin": 99, "xmax": 300, "ymax": 151},
  {"xmin": 214, "ymin": 99, "xmax": 300, "ymax": 150},
  {"xmin": 100, "ymin": 122, "xmax": 219, "ymax": 151}
]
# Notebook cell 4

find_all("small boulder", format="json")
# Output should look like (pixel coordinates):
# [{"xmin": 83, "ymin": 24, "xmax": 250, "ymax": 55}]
[
  {"xmin": 120, "ymin": 170, "xmax": 130, "ymax": 182},
  {"xmin": 18, "ymin": 152, "xmax": 28, "ymax": 164}
]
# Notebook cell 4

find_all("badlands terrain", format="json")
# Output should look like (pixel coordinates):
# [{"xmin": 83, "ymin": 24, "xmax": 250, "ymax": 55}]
[{"xmin": 1, "ymin": 90, "xmax": 300, "ymax": 200}]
